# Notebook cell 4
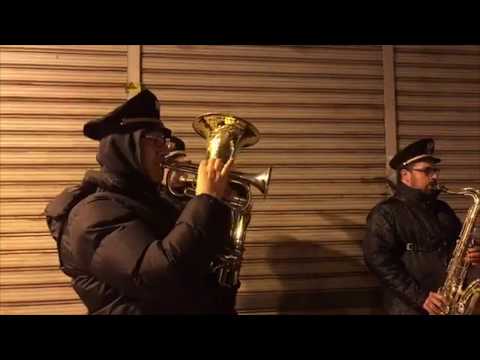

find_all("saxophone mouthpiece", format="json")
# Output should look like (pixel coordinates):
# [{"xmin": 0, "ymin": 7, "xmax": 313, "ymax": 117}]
[{"xmin": 432, "ymin": 183, "xmax": 447, "ymax": 193}]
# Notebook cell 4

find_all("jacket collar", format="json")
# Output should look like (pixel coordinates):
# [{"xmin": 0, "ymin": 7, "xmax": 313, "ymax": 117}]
[
  {"xmin": 83, "ymin": 169, "xmax": 158, "ymax": 199},
  {"xmin": 394, "ymin": 181, "xmax": 439, "ymax": 205},
  {"xmin": 82, "ymin": 169, "xmax": 186, "ymax": 213}
]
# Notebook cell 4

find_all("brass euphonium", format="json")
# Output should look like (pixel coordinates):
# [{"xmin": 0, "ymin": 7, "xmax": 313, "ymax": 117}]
[
  {"xmin": 436, "ymin": 184, "xmax": 480, "ymax": 314},
  {"xmin": 163, "ymin": 113, "xmax": 272, "ymax": 288},
  {"xmin": 163, "ymin": 154, "xmax": 271, "ymax": 212}
]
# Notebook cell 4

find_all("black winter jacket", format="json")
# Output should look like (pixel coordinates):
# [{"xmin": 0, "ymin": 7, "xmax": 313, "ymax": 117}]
[
  {"xmin": 363, "ymin": 182, "xmax": 462, "ymax": 314},
  {"xmin": 45, "ymin": 130, "xmax": 237, "ymax": 314}
]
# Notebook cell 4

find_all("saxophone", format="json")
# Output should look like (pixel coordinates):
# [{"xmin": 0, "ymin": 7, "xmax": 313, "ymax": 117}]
[{"xmin": 437, "ymin": 185, "xmax": 480, "ymax": 315}]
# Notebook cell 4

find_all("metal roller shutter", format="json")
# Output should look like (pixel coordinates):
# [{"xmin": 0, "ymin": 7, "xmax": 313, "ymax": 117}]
[
  {"xmin": 395, "ymin": 45, "xmax": 480, "ymax": 222},
  {"xmin": 0, "ymin": 45, "xmax": 128, "ymax": 314},
  {"xmin": 4, "ymin": 45, "xmax": 474, "ymax": 315},
  {"xmin": 142, "ymin": 45, "xmax": 386, "ymax": 314}
]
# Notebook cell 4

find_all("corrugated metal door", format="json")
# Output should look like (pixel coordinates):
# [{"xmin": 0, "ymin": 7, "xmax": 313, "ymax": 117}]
[
  {"xmin": 5, "ymin": 45, "xmax": 474, "ymax": 315},
  {"xmin": 395, "ymin": 45, "xmax": 480, "ymax": 222},
  {"xmin": 141, "ymin": 45, "xmax": 386, "ymax": 314},
  {"xmin": 0, "ymin": 45, "xmax": 128, "ymax": 314}
]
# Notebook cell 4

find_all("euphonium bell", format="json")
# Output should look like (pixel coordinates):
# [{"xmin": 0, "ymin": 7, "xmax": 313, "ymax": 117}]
[
  {"xmin": 163, "ymin": 113, "xmax": 272, "ymax": 211},
  {"xmin": 193, "ymin": 113, "xmax": 260, "ymax": 163}
]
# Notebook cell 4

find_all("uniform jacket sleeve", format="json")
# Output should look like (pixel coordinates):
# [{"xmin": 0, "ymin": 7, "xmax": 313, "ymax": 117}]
[
  {"xmin": 69, "ymin": 193, "xmax": 230, "ymax": 301},
  {"xmin": 363, "ymin": 206, "xmax": 429, "ymax": 310}
]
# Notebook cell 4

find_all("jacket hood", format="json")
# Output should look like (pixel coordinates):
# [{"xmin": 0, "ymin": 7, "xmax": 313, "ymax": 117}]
[
  {"xmin": 44, "ymin": 182, "xmax": 97, "ymax": 246},
  {"xmin": 395, "ymin": 181, "xmax": 440, "ymax": 204},
  {"xmin": 97, "ymin": 129, "xmax": 146, "ymax": 178},
  {"xmin": 44, "ymin": 129, "xmax": 150, "ymax": 246}
]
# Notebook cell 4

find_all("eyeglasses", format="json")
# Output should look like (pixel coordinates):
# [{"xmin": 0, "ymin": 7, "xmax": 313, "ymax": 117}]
[
  {"xmin": 143, "ymin": 132, "xmax": 175, "ymax": 151},
  {"xmin": 410, "ymin": 167, "xmax": 440, "ymax": 177}
]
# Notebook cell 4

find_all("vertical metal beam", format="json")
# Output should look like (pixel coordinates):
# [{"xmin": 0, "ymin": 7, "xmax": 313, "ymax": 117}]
[
  {"xmin": 383, "ymin": 45, "xmax": 398, "ymax": 185},
  {"xmin": 127, "ymin": 45, "xmax": 142, "ymax": 99}
]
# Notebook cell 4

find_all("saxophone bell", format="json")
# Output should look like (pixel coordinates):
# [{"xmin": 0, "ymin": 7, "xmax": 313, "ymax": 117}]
[{"xmin": 436, "ymin": 184, "xmax": 480, "ymax": 314}]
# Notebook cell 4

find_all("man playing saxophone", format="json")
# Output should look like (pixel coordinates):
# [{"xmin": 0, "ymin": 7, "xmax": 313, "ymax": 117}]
[
  {"xmin": 44, "ymin": 89, "xmax": 239, "ymax": 314},
  {"xmin": 363, "ymin": 138, "xmax": 480, "ymax": 315}
]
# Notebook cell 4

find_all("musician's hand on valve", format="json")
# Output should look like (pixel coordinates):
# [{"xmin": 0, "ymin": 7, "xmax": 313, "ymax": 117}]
[
  {"xmin": 465, "ymin": 246, "xmax": 480, "ymax": 266},
  {"xmin": 423, "ymin": 292, "xmax": 448, "ymax": 315},
  {"xmin": 196, "ymin": 158, "xmax": 234, "ymax": 200}
]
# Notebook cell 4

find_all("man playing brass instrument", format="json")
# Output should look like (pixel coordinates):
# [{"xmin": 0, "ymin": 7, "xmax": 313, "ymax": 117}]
[
  {"xmin": 44, "ymin": 89, "xmax": 238, "ymax": 314},
  {"xmin": 363, "ymin": 138, "xmax": 480, "ymax": 315}
]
